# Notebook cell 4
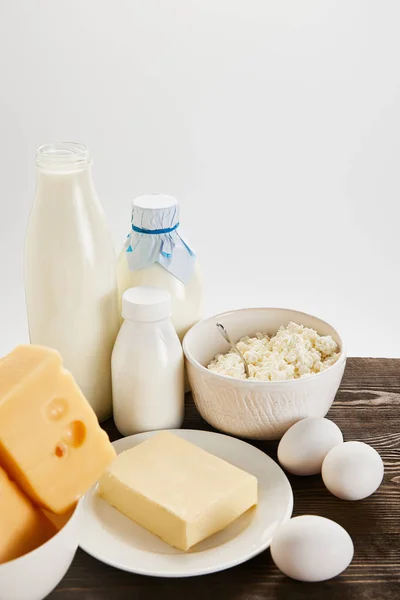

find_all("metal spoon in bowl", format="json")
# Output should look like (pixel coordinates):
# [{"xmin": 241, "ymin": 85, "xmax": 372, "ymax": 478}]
[{"xmin": 216, "ymin": 322, "xmax": 250, "ymax": 378}]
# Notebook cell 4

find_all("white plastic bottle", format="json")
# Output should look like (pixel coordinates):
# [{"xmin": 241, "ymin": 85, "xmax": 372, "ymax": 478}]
[
  {"xmin": 25, "ymin": 142, "xmax": 119, "ymax": 421},
  {"xmin": 117, "ymin": 194, "xmax": 203, "ymax": 342},
  {"xmin": 112, "ymin": 286, "xmax": 184, "ymax": 436}
]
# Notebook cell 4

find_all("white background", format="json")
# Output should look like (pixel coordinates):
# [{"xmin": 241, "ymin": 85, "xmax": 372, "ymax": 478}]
[{"xmin": 0, "ymin": 0, "xmax": 399, "ymax": 358}]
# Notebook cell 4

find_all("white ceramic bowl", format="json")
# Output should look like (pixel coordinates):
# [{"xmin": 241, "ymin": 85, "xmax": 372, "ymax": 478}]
[
  {"xmin": 183, "ymin": 308, "xmax": 346, "ymax": 440},
  {"xmin": 0, "ymin": 504, "xmax": 80, "ymax": 600}
]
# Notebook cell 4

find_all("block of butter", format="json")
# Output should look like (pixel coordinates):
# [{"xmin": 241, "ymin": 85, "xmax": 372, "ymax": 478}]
[
  {"xmin": 0, "ymin": 465, "xmax": 56, "ymax": 564},
  {"xmin": 0, "ymin": 345, "xmax": 116, "ymax": 514},
  {"xmin": 98, "ymin": 431, "xmax": 258, "ymax": 551}
]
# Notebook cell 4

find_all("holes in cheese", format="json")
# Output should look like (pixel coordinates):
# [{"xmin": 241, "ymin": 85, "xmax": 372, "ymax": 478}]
[
  {"xmin": 54, "ymin": 443, "xmax": 67, "ymax": 458},
  {"xmin": 46, "ymin": 397, "xmax": 69, "ymax": 421},
  {"xmin": 62, "ymin": 420, "xmax": 86, "ymax": 448},
  {"xmin": 0, "ymin": 344, "xmax": 116, "ymax": 514}
]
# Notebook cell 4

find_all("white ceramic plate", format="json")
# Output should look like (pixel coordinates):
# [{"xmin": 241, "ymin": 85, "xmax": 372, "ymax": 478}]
[{"xmin": 79, "ymin": 429, "xmax": 293, "ymax": 578}]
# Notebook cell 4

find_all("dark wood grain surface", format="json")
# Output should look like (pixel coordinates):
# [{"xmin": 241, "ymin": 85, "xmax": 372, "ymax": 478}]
[{"xmin": 51, "ymin": 358, "xmax": 400, "ymax": 600}]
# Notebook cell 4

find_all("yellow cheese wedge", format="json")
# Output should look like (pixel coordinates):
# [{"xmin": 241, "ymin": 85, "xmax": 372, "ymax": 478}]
[
  {"xmin": 98, "ymin": 431, "xmax": 258, "ymax": 551},
  {"xmin": 0, "ymin": 345, "xmax": 116, "ymax": 514},
  {"xmin": 0, "ymin": 465, "xmax": 57, "ymax": 564}
]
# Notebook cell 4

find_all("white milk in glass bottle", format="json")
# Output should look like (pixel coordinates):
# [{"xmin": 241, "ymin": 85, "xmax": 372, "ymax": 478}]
[
  {"xmin": 25, "ymin": 143, "xmax": 119, "ymax": 421},
  {"xmin": 117, "ymin": 194, "xmax": 203, "ymax": 342}
]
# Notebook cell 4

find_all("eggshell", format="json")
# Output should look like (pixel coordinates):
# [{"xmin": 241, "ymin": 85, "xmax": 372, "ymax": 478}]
[
  {"xmin": 277, "ymin": 417, "xmax": 343, "ymax": 475},
  {"xmin": 322, "ymin": 441, "xmax": 384, "ymax": 500},
  {"xmin": 270, "ymin": 515, "xmax": 354, "ymax": 582}
]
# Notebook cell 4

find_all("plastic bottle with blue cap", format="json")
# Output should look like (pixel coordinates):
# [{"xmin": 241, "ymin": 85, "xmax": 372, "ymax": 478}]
[{"xmin": 117, "ymin": 194, "xmax": 203, "ymax": 342}]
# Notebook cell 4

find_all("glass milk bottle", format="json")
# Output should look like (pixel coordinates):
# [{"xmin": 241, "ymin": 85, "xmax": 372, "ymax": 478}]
[
  {"xmin": 25, "ymin": 143, "xmax": 119, "ymax": 421},
  {"xmin": 112, "ymin": 286, "xmax": 184, "ymax": 435},
  {"xmin": 117, "ymin": 194, "xmax": 203, "ymax": 342}
]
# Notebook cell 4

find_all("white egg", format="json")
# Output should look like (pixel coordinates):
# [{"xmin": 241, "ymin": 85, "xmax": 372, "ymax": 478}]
[
  {"xmin": 322, "ymin": 441, "xmax": 384, "ymax": 500},
  {"xmin": 270, "ymin": 515, "xmax": 354, "ymax": 582},
  {"xmin": 277, "ymin": 417, "xmax": 344, "ymax": 475}
]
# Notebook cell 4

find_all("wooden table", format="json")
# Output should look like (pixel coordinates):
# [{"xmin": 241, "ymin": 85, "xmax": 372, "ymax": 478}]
[{"xmin": 52, "ymin": 358, "xmax": 400, "ymax": 599}]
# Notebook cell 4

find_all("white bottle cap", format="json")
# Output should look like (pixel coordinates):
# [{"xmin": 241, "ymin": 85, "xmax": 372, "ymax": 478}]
[
  {"xmin": 122, "ymin": 286, "xmax": 172, "ymax": 322},
  {"xmin": 133, "ymin": 193, "xmax": 178, "ymax": 210}
]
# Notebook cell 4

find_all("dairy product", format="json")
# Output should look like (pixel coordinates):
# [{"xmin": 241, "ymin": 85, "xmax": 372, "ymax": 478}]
[
  {"xmin": 98, "ymin": 431, "xmax": 258, "ymax": 551},
  {"xmin": 208, "ymin": 322, "xmax": 341, "ymax": 381},
  {"xmin": 0, "ymin": 344, "xmax": 116, "ymax": 514},
  {"xmin": 117, "ymin": 194, "xmax": 203, "ymax": 342},
  {"xmin": 0, "ymin": 466, "xmax": 56, "ymax": 563},
  {"xmin": 112, "ymin": 287, "xmax": 184, "ymax": 436},
  {"xmin": 25, "ymin": 143, "xmax": 120, "ymax": 421}
]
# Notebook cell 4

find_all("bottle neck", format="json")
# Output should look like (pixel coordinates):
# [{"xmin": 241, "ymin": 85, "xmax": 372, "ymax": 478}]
[
  {"xmin": 35, "ymin": 164, "xmax": 95, "ymax": 203},
  {"xmin": 36, "ymin": 142, "xmax": 92, "ymax": 171},
  {"xmin": 35, "ymin": 142, "xmax": 95, "ymax": 194},
  {"xmin": 36, "ymin": 163, "xmax": 92, "ymax": 182}
]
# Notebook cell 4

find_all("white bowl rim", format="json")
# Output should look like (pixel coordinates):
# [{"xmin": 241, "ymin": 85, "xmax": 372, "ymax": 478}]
[
  {"xmin": 0, "ymin": 501, "xmax": 80, "ymax": 570},
  {"xmin": 183, "ymin": 306, "xmax": 347, "ymax": 386}
]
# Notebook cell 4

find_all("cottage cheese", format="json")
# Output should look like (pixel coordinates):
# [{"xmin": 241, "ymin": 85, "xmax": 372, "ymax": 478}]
[{"xmin": 207, "ymin": 322, "xmax": 341, "ymax": 382}]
